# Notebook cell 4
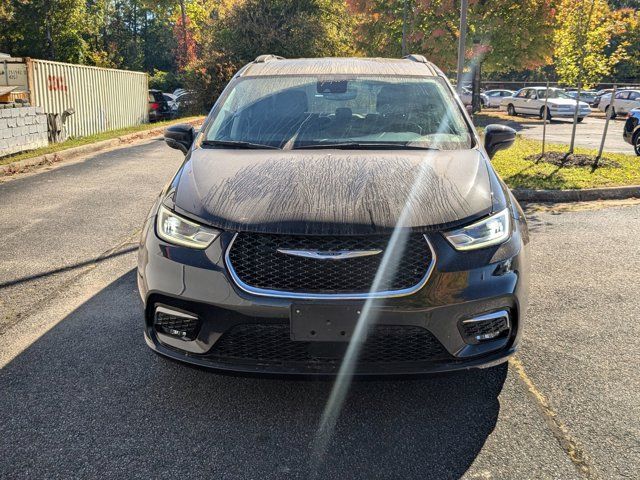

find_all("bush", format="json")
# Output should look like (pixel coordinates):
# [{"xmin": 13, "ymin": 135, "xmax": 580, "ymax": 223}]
[
  {"xmin": 215, "ymin": 0, "xmax": 357, "ymax": 64},
  {"xmin": 148, "ymin": 70, "xmax": 182, "ymax": 93},
  {"xmin": 181, "ymin": 55, "xmax": 237, "ymax": 113}
]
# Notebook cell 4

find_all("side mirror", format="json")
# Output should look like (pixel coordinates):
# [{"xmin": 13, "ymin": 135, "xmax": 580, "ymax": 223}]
[
  {"xmin": 484, "ymin": 124, "xmax": 516, "ymax": 158},
  {"xmin": 164, "ymin": 124, "xmax": 195, "ymax": 154}
]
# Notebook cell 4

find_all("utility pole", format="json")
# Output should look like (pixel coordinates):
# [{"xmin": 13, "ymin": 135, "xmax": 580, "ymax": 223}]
[
  {"xmin": 401, "ymin": 0, "xmax": 408, "ymax": 56},
  {"xmin": 542, "ymin": 80, "xmax": 549, "ymax": 156},
  {"xmin": 597, "ymin": 84, "xmax": 617, "ymax": 161},
  {"xmin": 456, "ymin": 0, "xmax": 469, "ymax": 94},
  {"xmin": 179, "ymin": 0, "xmax": 188, "ymax": 67},
  {"xmin": 568, "ymin": 0, "xmax": 596, "ymax": 154}
]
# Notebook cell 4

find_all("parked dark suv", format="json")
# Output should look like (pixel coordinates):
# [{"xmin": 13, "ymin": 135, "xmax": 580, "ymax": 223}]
[
  {"xmin": 148, "ymin": 89, "xmax": 172, "ymax": 122},
  {"xmin": 623, "ymin": 108, "xmax": 640, "ymax": 156},
  {"xmin": 137, "ymin": 55, "xmax": 529, "ymax": 376}
]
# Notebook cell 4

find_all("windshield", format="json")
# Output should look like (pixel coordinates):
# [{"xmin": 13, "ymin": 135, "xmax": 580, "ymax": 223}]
[
  {"xmin": 542, "ymin": 88, "xmax": 571, "ymax": 99},
  {"xmin": 203, "ymin": 75, "xmax": 472, "ymax": 150}
]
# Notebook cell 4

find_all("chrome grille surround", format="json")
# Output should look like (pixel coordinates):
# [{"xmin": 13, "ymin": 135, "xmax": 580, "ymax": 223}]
[{"xmin": 224, "ymin": 233, "xmax": 436, "ymax": 299}]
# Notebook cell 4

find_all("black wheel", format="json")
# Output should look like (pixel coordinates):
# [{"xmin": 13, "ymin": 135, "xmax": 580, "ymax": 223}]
[
  {"xmin": 606, "ymin": 105, "xmax": 616, "ymax": 119},
  {"xmin": 634, "ymin": 131, "xmax": 640, "ymax": 156},
  {"xmin": 540, "ymin": 106, "xmax": 552, "ymax": 121},
  {"xmin": 577, "ymin": 117, "xmax": 584, "ymax": 123},
  {"xmin": 507, "ymin": 104, "xmax": 516, "ymax": 116}
]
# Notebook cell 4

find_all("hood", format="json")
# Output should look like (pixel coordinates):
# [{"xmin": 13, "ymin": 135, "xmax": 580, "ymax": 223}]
[
  {"xmin": 172, "ymin": 148, "xmax": 494, "ymax": 235},
  {"xmin": 548, "ymin": 98, "xmax": 590, "ymax": 108}
]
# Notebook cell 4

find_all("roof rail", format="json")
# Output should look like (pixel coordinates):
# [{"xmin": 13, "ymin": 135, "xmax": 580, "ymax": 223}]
[
  {"xmin": 402, "ymin": 54, "xmax": 428, "ymax": 64},
  {"xmin": 254, "ymin": 54, "xmax": 285, "ymax": 63}
]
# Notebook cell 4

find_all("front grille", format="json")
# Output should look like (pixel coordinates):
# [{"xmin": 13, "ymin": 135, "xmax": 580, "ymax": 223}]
[
  {"xmin": 209, "ymin": 324, "xmax": 449, "ymax": 371},
  {"xmin": 227, "ymin": 233, "xmax": 433, "ymax": 296}
]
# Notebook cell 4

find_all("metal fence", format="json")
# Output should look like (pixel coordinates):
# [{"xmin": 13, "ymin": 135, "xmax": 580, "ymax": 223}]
[{"xmin": 27, "ymin": 59, "xmax": 148, "ymax": 138}]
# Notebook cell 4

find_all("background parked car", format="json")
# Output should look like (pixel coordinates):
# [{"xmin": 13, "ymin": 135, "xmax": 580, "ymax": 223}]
[
  {"xmin": 148, "ymin": 90, "xmax": 171, "ymax": 122},
  {"xmin": 163, "ymin": 93, "xmax": 179, "ymax": 116},
  {"xmin": 174, "ymin": 90, "xmax": 199, "ymax": 115},
  {"xmin": 501, "ymin": 87, "xmax": 591, "ymax": 122},
  {"xmin": 566, "ymin": 90, "xmax": 598, "ymax": 106},
  {"xmin": 623, "ymin": 108, "xmax": 640, "ymax": 155},
  {"xmin": 459, "ymin": 86, "xmax": 473, "ymax": 106},
  {"xmin": 457, "ymin": 86, "xmax": 490, "ymax": 108},
  {"xmin": 593, "ymin": 89, "xmax": 614, "ymax": 108},
  {"xmin": 482, "ymin": 89, "xmax": 515, "ymax": 108},
  {"xmin": 597, "ymin": 90, "xmax": 640, "ymax": 118}
]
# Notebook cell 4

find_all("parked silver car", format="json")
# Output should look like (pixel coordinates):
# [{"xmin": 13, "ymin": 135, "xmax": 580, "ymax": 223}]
[
  {"xmin": 482, "ymin": 89, "xmax": 515, "ymax": 108},
  {"xmin": 597, "ymin": 90, "xmax": 640, "ymax": 118},
  {"xmin": 501, "ymin": 87, "xmax": 591, "ymax": 122}
]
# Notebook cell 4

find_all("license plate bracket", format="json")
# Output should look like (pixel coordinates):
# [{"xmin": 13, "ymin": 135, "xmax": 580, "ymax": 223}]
[{"xmin": 290, "ymin": 304, "xmax": 362, "ymax": 342}]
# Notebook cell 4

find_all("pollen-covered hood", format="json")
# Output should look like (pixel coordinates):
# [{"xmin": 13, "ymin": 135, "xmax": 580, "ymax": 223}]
[{"xmin": 172, "ymin": 148, "xmax": 494, "ymax": 235}]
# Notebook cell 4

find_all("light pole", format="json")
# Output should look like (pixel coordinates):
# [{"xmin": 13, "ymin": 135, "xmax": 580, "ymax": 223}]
[
  {"xmin": 401, "ymin": 0, "xmax": 408, "ymax": 56},
  {"xmin": 456, "ymin": 0, "xmax": 469, "ymax": 93}
]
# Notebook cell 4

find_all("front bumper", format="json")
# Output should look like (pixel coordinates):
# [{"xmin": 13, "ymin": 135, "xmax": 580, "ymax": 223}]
[
  {"xmin": 137, "ymin": 212, "xmax": 529, "ymax": 376},
  {"xmin": 549, "ymin": 107, "xmax": 592, "ymax": 118}
]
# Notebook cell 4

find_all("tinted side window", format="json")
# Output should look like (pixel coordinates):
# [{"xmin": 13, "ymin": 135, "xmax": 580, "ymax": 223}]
[
  {"xmin": 629, "ymin": 92, "xmax": 640, "ymax": 101},
  {"xmin": 616, "ymin": 91, "xmax": 629, "ymax": 100}
]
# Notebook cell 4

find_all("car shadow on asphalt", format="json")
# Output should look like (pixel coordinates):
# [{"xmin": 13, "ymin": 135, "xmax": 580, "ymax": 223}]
[{"xmin": 0, "ymin": 269, "xmax": 507, "ymax": 480}]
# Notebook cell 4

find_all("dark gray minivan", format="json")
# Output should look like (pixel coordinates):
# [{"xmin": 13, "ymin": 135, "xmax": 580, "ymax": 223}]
[{"xmin": 137, "ymin": 55, "xmax": 528, "ymax": 376}]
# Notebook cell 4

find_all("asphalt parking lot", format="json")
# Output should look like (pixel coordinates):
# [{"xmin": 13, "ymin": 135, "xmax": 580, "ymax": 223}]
[
  {"xmin": 481, "ymin": 110, "xmax": 632, "ymax": 154},
  {"xmin": 0, "ymin": 140, "xmax": 638, "ymax": 479}
]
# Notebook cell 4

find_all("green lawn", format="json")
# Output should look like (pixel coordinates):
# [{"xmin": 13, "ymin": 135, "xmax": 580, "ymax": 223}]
[
  {"xmin": 0, "ymin": 116, "xmax": 203, "ymax": 167},
  {"xmin": 492, "ymin": 136, "xmax": 640, "ymax": 190}
]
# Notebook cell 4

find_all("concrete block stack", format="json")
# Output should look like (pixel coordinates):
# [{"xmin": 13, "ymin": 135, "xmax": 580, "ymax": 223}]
[{"xmin": 0, "ymin": 105, "xmax": 49, "ymax": 158}]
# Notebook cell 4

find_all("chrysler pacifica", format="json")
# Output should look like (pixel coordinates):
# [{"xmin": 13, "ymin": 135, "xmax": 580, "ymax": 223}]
[{"xmin": 137, "ymin": 55, "xmax": 529, "ymax": 375}]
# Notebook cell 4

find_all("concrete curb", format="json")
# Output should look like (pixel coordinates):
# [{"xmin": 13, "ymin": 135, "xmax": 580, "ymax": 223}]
[
  {"xmin": 0, "ymin": 117, "xmax": 205, "ymax": 177},
  {"xmin": 513, "ymin": 185, "xmax": 640, "ymax": 202}
]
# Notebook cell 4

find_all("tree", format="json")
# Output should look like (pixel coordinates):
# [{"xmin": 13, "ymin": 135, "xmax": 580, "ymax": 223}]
[
  {"xmin": 215, "ymin": 0, "xmax": 357, "ymax": 64},
  {"xmin": 553, "ymin": 0, "xmax": 628, "ymax": 88},
  {"xmin": 350, "ymin": 0, "xmax": 556, "ymax": 75},
  {"xmin": 178, "ymin": 0, "xmax": 357, "ymax": 113},
  {"xmin": 608, "ymin": 7, "xmax": 640, "ymax": 82},
  {"xmin": 1, "ymin": 0, "xmax": 92, "ymax": 63}
]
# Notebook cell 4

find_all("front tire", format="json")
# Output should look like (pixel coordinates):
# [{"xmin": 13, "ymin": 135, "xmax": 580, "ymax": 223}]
[
  {"xmin": 507, "ymin": 104, "xmax": 516, "ymax": 116},
  {"xmin": 540, "ymin": 106, "xmax": 552, "ymax": 121},
  {"xmin": 577, "ymin": 117, "xmax": 584, "ymax": 123},
  {"xmin": 634, "ymin": 131, "xmax": 640, "ymax": 156},
  {"xmin": 606, "ymin": 105, "xmax": 617, "ymax": 119}
]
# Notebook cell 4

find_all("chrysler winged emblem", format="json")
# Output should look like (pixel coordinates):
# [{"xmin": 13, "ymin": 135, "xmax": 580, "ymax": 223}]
[{"xmin": 276, "ymin": 249, "xmax": 383, "ymax": 260}]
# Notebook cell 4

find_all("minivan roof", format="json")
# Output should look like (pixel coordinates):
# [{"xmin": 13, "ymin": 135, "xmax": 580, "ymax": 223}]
[{"xmin": 240, "ymin": 57, "xmax": 440, "ymax": 77}]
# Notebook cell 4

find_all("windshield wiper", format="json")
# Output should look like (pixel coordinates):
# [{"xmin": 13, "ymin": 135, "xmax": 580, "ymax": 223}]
[
  {"xmin": 201, "ymin": 140, "xmax": 280, "ymax": 150},
  {"xmin": 292, "ymin": 142, "xmax": 440, "ymax": 151}
]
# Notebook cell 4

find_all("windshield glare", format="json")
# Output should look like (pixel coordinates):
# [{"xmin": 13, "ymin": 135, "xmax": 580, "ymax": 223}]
[{"xmin": 204, "ymin": 76, "xmax": 472, "ymax": 150}]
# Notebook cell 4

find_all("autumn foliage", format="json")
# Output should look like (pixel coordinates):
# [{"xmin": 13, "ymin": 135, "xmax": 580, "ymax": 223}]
[{"xmin": 0, "ymin": 0, "xmax": 638, "ymax": 109}]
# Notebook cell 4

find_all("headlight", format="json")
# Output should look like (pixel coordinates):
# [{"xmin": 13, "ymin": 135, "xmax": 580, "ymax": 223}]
[
  {"xmin": 444, "ymin": 209, "xmax": 511, "ymax": 251},
  {"xmin": 156, "ymin": 205, "xmax": 220, "ymax": 249}
]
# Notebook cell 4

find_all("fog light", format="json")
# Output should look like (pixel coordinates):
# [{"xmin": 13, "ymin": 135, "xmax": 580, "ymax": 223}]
[
  {"xmin": 154, "ymin": 306, "xmax": 200, "ymax": 340},
  {"xmin": 460, "ymin": 310, "xmax": 510, "ymax": 344}
]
